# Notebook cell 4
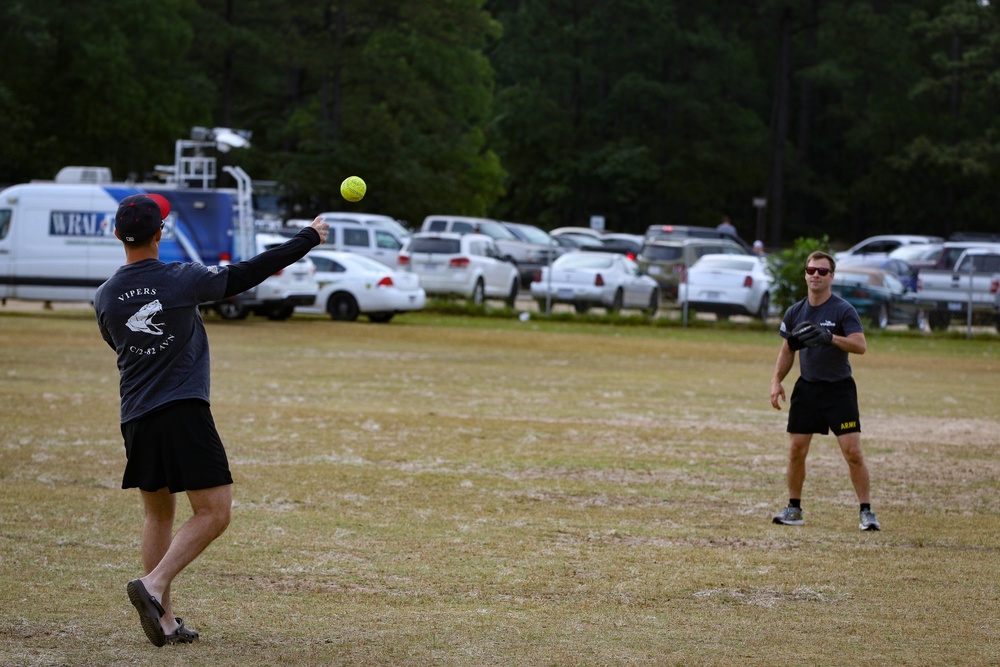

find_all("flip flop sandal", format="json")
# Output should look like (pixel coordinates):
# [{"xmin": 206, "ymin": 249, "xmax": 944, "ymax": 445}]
[
  {"xmin": 126, "ymin": 579, "xmax": 166, "ymax": 647},
  {"xmin": 165, "ymin": 618, "xmax": 200, "ymax": 644}
]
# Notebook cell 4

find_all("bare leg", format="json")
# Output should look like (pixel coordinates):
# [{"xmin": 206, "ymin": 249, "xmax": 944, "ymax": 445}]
[
  {"xmin": 138, "ymin": 484, "xmax": 232, "ymax": 633},
  {"xmin": 836, "ymin": 432, "xmax": 870, "ymax": 504},
  {"xmin": 140, "ymin": 488, "xmax": 177, "ymax": 626},
  {"xmin": 786, "ymin": 433, "xmax": 812, "ymax": 500}
]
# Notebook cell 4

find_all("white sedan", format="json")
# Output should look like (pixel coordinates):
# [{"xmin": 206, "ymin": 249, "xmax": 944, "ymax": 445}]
[
  {"xmin": 530, "ymin": 251, "xmax": 660, "ymax": 315},
  {"xmin": 677, "ymin": 254, "xmax": 773, "ymax": 320},
  {"xmin": 297, "ymin": 250, "xmax": 426, "ymax": 323}
]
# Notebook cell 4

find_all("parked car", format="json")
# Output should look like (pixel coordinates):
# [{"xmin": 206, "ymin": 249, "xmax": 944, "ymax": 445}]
[
  {"xmin": 502, "ymin": 221, "xmax": 569, "ymax": 281},
  {"xmin": 887, "ymin": 243, "xmax": 943, "ymax": 272},
  {"xmin": 550, "ymin": 226, "xmax": 605, "ymax": 240},
  {"xmin": 831, "ymin": 267, "xmax": 927, "ymax": 330},
  {"xmin": 398, "ymin": 232, "xmax": 519, "ymax": 307},
  {"xmin": 836, "ymin": 234, "xmax": 944, "ymax": 259},
  {"xmin": 677, "ymin": 254, "xmax": 773, "ymax": 320},
  {"xmin": 319, "ymin": 211, "xmax": 411, "ymax": 240},
  {"xmin": 502, "ymin": 221, "xmax": 566, "ymax": 257},
  {"xmin": 917, "ymin": 247, "xmax": 1000, "ymax": 331},
  {"xmin": 311, "ymin": 217, "xmax": 406, "ymax": 267},
  {"xmin": 643, "ymin": 224, "xmax": 752, "ymax": 253},
  {"xmin": 530, "ymin": 251, "xmax": 659, "ymax": 315},
  {"xmin": 927, "ymin": 241, "xmax": 1000, "ymax": 271},
  {"xmin": 213, "ymin": 233, "xmax": 318, "ymax": 320},
  {"xmin": 592, "ymin": 233, "xmax": 644, "ymax": 260},
  {"xmin": 837, "ymin": 255, "xmax": 920, "ymax": 292},
  {"xmin": 636, "ymin": 237, "xmax": 750, "ymax": 301},
  {"xmin": 296, "ymin": 249, "xmax": 425, "ymax": 323},
  {"xmin": 551, "ymin": 233, "xmax": 605, "ymax": 250},
  {"xmin": 420, "ymin": 215, "xmax": 547, "ymax": 287}
]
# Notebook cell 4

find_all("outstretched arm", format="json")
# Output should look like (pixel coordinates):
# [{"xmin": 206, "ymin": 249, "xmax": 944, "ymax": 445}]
[{"xmin": 223, "ymin": 218, "xmax": 329, "ymax": 298}]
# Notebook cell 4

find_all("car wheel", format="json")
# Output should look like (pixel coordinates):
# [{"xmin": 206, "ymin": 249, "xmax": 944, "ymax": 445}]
[
  {"xmin": 871, "ymin": 303, "xmax": 889, "ymax": 329},
  {"xmin": 505, "ymin": 279, "xmax": 518, "ymax": 308},
  {"xmin": 642, "ymin": 289, "xmax": 659, "ymax": 317},
  {"xmin": 608, "ymin": 289, "xmax": 623, "ymax": 314},
  {"xmin": 266, "ymin": 306, "xmax": 294, "ymax": 321},
  {"xmin": 327, "ymin": 293, "xmax": 360, "ymax": 321},
  {"xmin": 368, "ymin": 312, "xmax": 394, "ymax": 323},
  {"xmin": 214, "ymin": 301, "xmax": 249, "ymax": 320},
  {"xmin": 910, "ymin": 308, "xmax": 927, "ymax": 331},
  {"xmin": 928, "ymin": 311, "xmax": 950, "ymax": 331},
  {"xmin": 471, "ymin": 279, "xmax": 486, "ymax": 306},
  {"xmin": 535, "ymin": 299, "xmax": 547, "ymax": 312},
  {"xmin": 757, "ymin": 293, "xmax": 770, "ymax": 322}
]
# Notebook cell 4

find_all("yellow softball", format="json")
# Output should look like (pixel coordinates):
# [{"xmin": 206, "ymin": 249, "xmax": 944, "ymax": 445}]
[{"xmin": 340, "ymin": 176, "xmax": 366, "ymax": 202}]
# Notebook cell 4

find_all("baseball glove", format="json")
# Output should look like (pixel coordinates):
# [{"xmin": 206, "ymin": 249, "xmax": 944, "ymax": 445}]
[{"xmin": 791, "ymin": 321, "xmax": 833, "ymax": 348}]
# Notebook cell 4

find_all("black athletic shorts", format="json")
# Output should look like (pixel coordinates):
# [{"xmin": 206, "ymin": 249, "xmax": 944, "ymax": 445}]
[
  {"xmin": 787, "ymin": 377, "xmax": 861, "ymax": 436},
  {"xmin": 120, "ymin": 399, "xmax": 234, "ymax": 493}
]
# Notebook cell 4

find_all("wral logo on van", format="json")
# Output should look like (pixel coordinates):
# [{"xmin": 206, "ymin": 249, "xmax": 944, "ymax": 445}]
[{"xmin": 49, "ymin": 211, "xmax": 116, "ymax": 237}]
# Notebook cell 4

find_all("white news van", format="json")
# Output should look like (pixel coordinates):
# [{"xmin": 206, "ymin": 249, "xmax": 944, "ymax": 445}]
[
  {"xmin": 0, "ymin": 129, "xmax": 312, "ymax": 316},
  {"xmin": 0, "ymin": 180, "xmax": 247, "ymax": 304}
]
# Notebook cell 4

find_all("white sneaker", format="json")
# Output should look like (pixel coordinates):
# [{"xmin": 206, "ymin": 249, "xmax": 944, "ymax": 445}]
[
  {"xmin": 859, "ymin": 508, "xmax": 881, "ymax": 531},
  {"xmin": 772, "ymin": 505, "xmax": 804, "ymax": 526}
]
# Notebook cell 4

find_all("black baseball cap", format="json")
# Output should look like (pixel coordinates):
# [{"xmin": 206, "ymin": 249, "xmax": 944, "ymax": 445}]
[{"xmin": 116, "ymin": 194, "xmax": 171, "ymax": 242}]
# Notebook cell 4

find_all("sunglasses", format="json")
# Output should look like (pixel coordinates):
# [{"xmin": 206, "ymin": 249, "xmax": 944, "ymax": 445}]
[{"xmin": 805, "ymin": 267, "xmax": 832, "ymax": 276}]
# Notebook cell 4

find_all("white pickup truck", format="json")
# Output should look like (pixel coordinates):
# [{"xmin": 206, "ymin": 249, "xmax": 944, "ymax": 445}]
[{"xmin": 917, "ymin": 247, "xmax": 1000, "ymax": 331}]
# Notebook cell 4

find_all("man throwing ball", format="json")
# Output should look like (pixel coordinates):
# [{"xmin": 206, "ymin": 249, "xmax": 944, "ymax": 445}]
[
  {"xmin": 769, "ymin": 251, "xmax": 880, "ymax": 531},
  {"xmin": 95, "ymin": 194, "xmax": 328, "ymax": 646}
]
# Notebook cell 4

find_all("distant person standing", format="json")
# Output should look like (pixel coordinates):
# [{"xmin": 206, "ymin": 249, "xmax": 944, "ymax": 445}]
[
  {"xmin": 769, "ymin": 250, "xmax": 880, "ymax": 531},
  {"xmin": 753, "ymin": 240, "xmax": 766, "ymax": 256},
  {"xmin": 717, "ymin": 216, "xmax": 737, "ymax": 236},
  {"xmin": 95, "ymin": 193, "xmax": 329, "ymax": 646}
]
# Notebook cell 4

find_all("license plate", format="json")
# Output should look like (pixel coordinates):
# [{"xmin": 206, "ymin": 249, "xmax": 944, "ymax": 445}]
[
  {"xmin": 647, "ymin": 266, "xmax": 661, "ymax": 275},
  {"xmin": 705, "ymin": 291, "xmax": 722, "ymax": 300},
  {"xmin": 557, "ymin": 289, "xmax": 573, "ymax": 300},
  {"xmin": 422, "ymin": 263, "xmax": 439, "ymax": 271},
  {"xmin": 293, "ymin": 272, "xmax": 308, "ymax": 280},
  {"xmin": 947, "ymin": 302, "xmax": 963, "ymax": 311}
]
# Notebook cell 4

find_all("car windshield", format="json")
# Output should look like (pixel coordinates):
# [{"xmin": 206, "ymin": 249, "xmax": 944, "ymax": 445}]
[
  {"xmin": 693, "ymin": 258, "xmax": 756, "ymax": 271},
  {"xmin": 641, "ymin": 245, "xmax": 683, "ymax": 261},
  {"xmin": 889, "ymin": 244, "xmax": 938, "ymax": 261},
  {"xmin": 475, "ymin": 222, "xmax": 518, "ymax": 241},
  {"xmin": 556, "ymin": 253, "xmax": 614, "ymax": 269},
  {"xmin": 410, "ymin": 237, "xmax": 461, "ymax": 254},
  {"xmin": 373, "ymin": 219, "xmax": 411, "ymax": 238},
  {"xmin": 514, "ymin": 225, "xmax": 554, "ymax": 245},
  {"xmin": 882, "ymin": 273, "xmax": 905, "ymax": 293}
]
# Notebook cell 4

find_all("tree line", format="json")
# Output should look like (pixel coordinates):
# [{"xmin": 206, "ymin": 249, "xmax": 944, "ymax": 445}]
[{"xmin": 1, "ymin": 0, "xmax": 997, "ymax": 246}]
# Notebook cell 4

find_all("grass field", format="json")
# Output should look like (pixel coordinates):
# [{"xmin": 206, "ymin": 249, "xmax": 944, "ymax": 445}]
[{"xmin": 1, "ymin": 307, "xmax": 998, "ymax": 666}]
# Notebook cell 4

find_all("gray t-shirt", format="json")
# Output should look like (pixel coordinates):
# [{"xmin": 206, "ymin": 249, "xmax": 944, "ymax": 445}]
[
  {"xmin": 779, "ymin": 294, "xmax": 864, "ymax": 382},
  {"xmin": 95, "ymin": 260, "xmax": 229, "ymax": 422}
]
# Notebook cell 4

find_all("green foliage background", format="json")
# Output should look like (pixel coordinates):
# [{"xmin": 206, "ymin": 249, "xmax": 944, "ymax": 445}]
[
  {"xmin": 766, "ymin": 235, "xmax": 835, "ymax": 312},
  {"xmin": 2, "ymin": 0, "xmax": 999, "ymax": 244}
]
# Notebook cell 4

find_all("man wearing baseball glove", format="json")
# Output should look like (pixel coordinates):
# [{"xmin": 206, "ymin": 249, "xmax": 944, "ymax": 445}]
[{"xmin": 769, "ymin": 251, "xmax": 880, "ymax": 531}]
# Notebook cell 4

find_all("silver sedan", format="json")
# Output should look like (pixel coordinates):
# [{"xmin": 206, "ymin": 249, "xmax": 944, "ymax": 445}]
[{"xmin": 530, "ymin": 251, "xmax": 660, "ymax": 315}]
